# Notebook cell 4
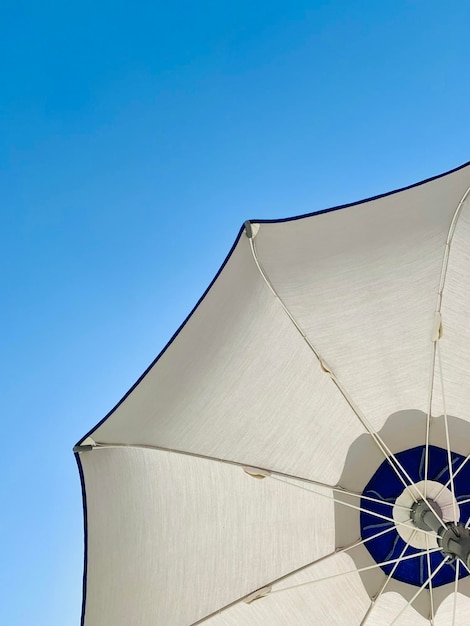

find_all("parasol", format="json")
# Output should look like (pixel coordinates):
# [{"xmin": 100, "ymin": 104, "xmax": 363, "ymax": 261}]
[{"xmin": 75, "ymin": 161, "xmax": 470, "ymax": 625}]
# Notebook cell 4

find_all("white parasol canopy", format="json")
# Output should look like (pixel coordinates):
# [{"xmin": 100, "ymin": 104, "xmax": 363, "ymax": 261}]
[{"xmin": 75, "ymin": 161, "xmax": 470, "ymax": 625}]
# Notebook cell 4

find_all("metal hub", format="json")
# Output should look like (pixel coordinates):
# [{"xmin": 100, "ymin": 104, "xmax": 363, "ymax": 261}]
[
  {"xmin": 411, "ymin": 498, "xmax": 470, "ymax": 568},
  {"xmin": 410, "ymin": 498, "xmax": 443, "ymax": 532}
]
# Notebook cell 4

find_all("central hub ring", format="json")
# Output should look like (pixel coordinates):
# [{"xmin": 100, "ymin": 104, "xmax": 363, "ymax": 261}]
[
  {"xmin": 393, "ymin": 480, "xmax": 459, "ymax": 549},
  {"xmin": 356, "ymin": 439, "xmax": 470, "ymax": 591}
]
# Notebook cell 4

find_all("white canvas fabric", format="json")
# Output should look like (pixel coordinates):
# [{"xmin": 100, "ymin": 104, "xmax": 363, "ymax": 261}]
[
  {"xmin": 252, "ymin": 165, "xmax": 470, "ymax": 433},
  {"xmin": 80, "ymin": 448, "xmax": 334, "ymax": 626},
  {"xmin": 76, "ymin": 162, "xmax": 470, "ymax": 625},
  {"xmin": 202, "ymin": 552, "xmax": 372, "ymax": 626},
  {"xmin": 88, "ymin": 234, "xmax": 364, "ymax": 485},
  {"xmin": 434, "ymin": 592, "xmax": 470, "ymax": 625}
]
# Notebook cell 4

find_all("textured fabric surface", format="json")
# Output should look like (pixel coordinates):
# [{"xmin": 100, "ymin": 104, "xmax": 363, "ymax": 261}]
[
  {"xmin": 90, "ymin": 234, "xmax": 364, "ymax": 485},
  {"xmin": 435, "ymin": 592, "xmax": 470, "ymax": 625},
  {"xmin": 253, "ymin": 164, "xmax": 470, "ymax": 433},
  {"xmin": 81, "ymin": 447, "xmax": 334, "ymax": 626},
  {"xmin": 202, "ymin": 553, "xmax": 371, "ymax": 626},
  {"xmin": 78, "ymin": 163, "xmax": 470, "ymax": 624}
]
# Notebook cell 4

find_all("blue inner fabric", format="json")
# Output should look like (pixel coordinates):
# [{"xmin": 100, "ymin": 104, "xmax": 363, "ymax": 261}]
[{"xmin": 360, "ymin": 445, "xmax": 470, "ymax": 587}]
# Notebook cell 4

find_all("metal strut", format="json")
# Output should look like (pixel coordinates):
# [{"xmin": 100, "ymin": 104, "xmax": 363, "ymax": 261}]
[{"xmin": 410, "ymin": 499, "xmax": 470, "ymax": 568}]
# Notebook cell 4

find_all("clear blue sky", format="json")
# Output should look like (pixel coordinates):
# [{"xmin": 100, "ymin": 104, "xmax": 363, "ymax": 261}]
[{"xmin": 2, "ymin": 2, "xmax": 470, "ymax": 624}]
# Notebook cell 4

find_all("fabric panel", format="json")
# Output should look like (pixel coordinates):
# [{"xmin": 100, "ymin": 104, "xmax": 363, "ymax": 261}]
[
  {"xmin": 204, "ymin": 552, "xmax": 370, "ymax": 625},
  {"xmin": 80, "ymin": 447, "xmax": 334, "ymax": 626},
  {"xmin": 254, "ymin": 165, "xmax": 470, "ymax": 433},
  {"xmin": 435, "ymin": 592, "xmax": 470, "ymax": 625},
  {"xmin": 366, "ymin": 591, "xmax": 429, "ymax": 625},
  {"xmin": 92, "ymin": 235, "xmax": 364, "ymax": 485}
]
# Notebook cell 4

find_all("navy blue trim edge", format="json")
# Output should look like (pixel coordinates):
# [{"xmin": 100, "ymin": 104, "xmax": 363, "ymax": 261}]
[
  {"xmin": 252, "ymin": 159, "xmax": 470, "ymax": 224},
  {"xmin": 75, "ymin": 452, "xmax": 88, "ymax": 626},
  {"xmin": 75, "ymin": 224, "xmax": 246, "ymax": 446}
]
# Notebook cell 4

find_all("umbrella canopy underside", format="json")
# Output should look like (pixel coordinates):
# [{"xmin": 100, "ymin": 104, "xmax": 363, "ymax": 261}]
[{"xmin": 76, "ymin": 161, "xmax": 470, "ymax": 625}]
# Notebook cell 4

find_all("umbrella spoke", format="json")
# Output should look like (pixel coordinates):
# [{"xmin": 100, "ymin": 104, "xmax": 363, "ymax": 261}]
[
  {"xmin": 459, "ymin": 558, "xmax": 470, "ymax": 575},
  {"xmin": 360, "ymin": 530, "xmax": 418, "ymax": 626},
  {"xmin": 426, "ymin": 535, "xmax": 435, "ymax": 624},
  {"xmin": 192, "ymin": 526, "xmax": 405, "ymax": 624},
  {"xmin": 94, "ymin": 441, "xmax": 418, "ymax": 514},
  {"xmin": 338, "ymin": 523, "xmax": 409, "ymax": 552},
  {"xmin": 249, "ymin": 235, "xmax": 456, "ymax": 527},
  {"xmin": 270, "ymin": 549, "xmax": 442, "ymax": 596},
  {"xmin": 91, "ymin": 442, "xmax": 433, "ymax": 533},
  {"xmin": 435, "ymin": 454, "xmax": 470, "ymax": 500},
  {"xmin": 452, "ymin": 560, "xmax": 460, "ymax": 626},
  {"xmin": 437, "ymin": 341, "xmax": 458, "ymax": 520},
  {"xmin": 389, "ymin": 556, "xmax": 450, "ymax": 625},
  {"xmin": 323, "ymin": 400, "xmax": 448, "ymax": 528},
  {"xmin": 326, "ymin": 375, "xmax": 432, "ymax": 509},
  {"xmin": 93, "ymin": 441, "xmax": 447, "ymax": 534},
  {"xmin": 335, "ymin": 487, "xmax": 411, "ymax": 512},
  {"xmin": 247, "ymin": 235, "xmax": 423, "ymax": 505},
  {"xmin": 425, "ymin": 186, "xmax": 470, "ymax": 508},
  {"xmin": 270, "ymin": 475, "xmax": 434, "ymax": 535},
  {"xmin": 93, "ymin": 441, "xmax": 343, "ymax": 490},
  {"xmin": 423, "ymin": 192, "xmax": 458, "ymax": 500},
  {"xmin": 424, "ymin": 342, "xmax": 436, "ymax": 499}
]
